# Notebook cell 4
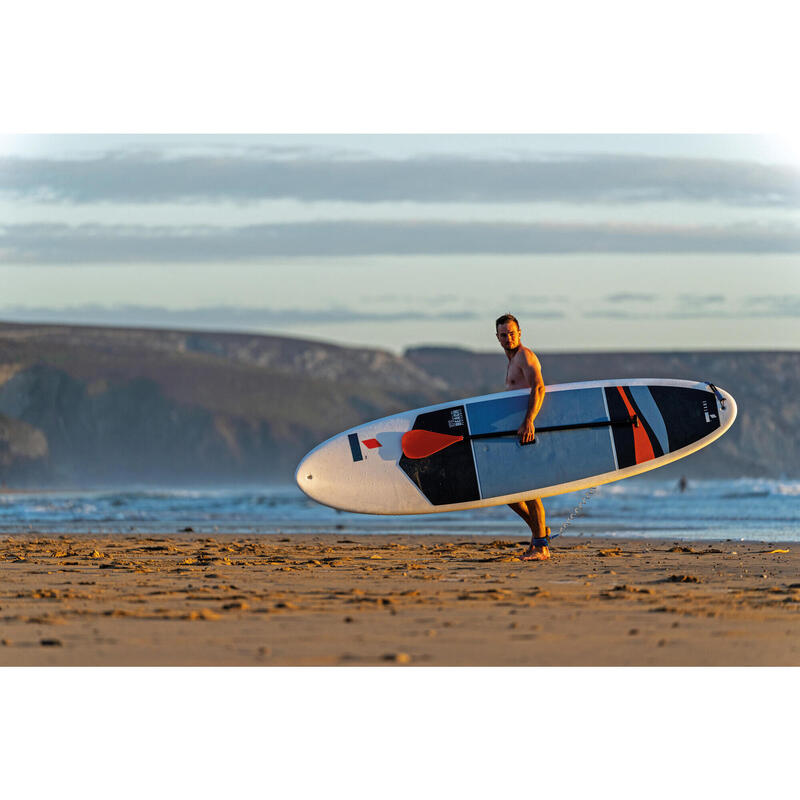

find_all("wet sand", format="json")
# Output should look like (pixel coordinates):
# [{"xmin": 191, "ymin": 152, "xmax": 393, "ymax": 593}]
[{"xmin": 1, "ymin": 533, "xmax": 798, "ymax": 666}]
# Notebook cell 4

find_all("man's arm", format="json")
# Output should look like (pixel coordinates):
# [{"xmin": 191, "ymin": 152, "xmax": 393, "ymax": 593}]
[{"xmin": 517, "ymin": 350, "xmax": 546, "ymax": 444}]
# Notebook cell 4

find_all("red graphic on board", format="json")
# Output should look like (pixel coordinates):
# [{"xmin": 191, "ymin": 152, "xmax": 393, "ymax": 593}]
[
  {"xmin": 362, "ymin": 439, "xmax": 382, "ymax": 449},
  {"xmin": 616, "ymin": 387, "xmax": 655, "ymax": 464}
]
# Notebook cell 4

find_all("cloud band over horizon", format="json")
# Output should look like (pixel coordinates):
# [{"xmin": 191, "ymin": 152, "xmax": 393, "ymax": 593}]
[
  {"xmin": 3, "ymin": 220, "xmax": 800, "ymax": 263},
  {"xmin": 2, "ymin": 151, "xmax": 800, "ymax": 206},
  {"xmin": 3, "ymin": 295, "xmax": 799, "ymax": 330}
]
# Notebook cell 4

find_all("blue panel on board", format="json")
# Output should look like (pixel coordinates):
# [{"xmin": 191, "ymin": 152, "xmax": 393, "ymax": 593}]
[
  {"xmin": 466, "ymin": 387, "xmax": 610, "ymax": 435},
  {"xmin": 472, "ymin": 429, "xmax": 618, "ymax": 499},
  {"xmin": 466, "ymin": 387, "xmax": 616, "ymax": 499}
]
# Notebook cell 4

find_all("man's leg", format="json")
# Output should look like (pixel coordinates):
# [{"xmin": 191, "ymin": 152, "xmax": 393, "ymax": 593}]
[{"xmin": 508, "ymin": 499, "xmax": 550, "ymax": 561}]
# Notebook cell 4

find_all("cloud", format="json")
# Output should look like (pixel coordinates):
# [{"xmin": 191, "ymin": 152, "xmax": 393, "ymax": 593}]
[
  {"xmin": 2, "ymin": 151, "xmax": 800, "ymax": 206},
  {"xmin": 730, "ymin": 295, "xmax": 800, "ymax": 317},
  {"xmin": 677, "ymin": 294, "xmax": 725, "ymax": 307},
  {"xmin": 0, "ymin": 304, "xmax": 480, "ymax": 328},
  {"xmin": 3, "ymin": 220, "xmax": 800, "ymax": 263},
  {"xmin": 605, "ymin": 293, "xmax": 657, "ymax": 303},
  {"xmin": 586, "ymin": 294, "xmax": 800, "ymax": 320},
  {"xmin": 5, "ymin": 295, "xmax": 800, "ymax": 333}
]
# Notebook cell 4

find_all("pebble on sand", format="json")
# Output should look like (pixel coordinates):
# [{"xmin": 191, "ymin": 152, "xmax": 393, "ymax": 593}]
[
  {"xmin": 383, "ymin": 652, "xmax": 412, "ymax": 664},
  {"xmin": 185, "ymin": 609, "xmax": 221, "ymax": 621}
]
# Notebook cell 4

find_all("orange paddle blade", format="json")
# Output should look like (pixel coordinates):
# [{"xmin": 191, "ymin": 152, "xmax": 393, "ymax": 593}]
[{"xmin": 401, "ymin": 429, "xmax": 464, "ymax": 459}]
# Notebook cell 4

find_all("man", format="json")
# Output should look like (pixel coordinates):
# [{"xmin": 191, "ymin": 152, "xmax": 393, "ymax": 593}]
[{"xmin": 495, "ymin": 313, "xmax": 550, "ymax": 562}]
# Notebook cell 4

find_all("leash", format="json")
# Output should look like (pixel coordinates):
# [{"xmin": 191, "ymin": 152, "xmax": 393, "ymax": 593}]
[{"xmin": 552, "ymin": 485, "xmax": 598, "ymax": 540}]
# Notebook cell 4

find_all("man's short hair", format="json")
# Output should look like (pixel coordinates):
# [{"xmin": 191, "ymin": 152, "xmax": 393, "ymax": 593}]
[{"xmin": 495, "ymin": 313, "xmax": 519, "ymax": 330}]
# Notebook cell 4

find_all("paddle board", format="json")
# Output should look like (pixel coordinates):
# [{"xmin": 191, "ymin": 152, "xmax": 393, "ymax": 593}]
[{"xmin": 295, "ymin": 379, "xmax": 737, "ymax": 514}]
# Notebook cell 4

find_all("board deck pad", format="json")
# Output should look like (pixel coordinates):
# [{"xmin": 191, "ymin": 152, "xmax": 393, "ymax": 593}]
[{"xmin": 296, "ymin": 379, "xmax": 736, "ymax": 515}]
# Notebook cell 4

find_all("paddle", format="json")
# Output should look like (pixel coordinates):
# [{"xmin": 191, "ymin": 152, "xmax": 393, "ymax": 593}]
[{"xmin": 401, "ymin": 415, "xmax": 639, "ymax": 459}]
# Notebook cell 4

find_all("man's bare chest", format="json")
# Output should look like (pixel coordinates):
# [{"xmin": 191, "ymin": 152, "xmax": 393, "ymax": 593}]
[{"xmin": 505, "ymin": 357, "xmax": 530, "ymax": 389}]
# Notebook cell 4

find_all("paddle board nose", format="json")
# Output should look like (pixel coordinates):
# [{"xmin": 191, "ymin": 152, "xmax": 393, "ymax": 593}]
[
  {"xmin": 294, "ymin": 422, "xmax": 433, "ymax": 514},
  {"xmin": 295, "ymin": 450, "xmax": 329, "ymax": 505}
]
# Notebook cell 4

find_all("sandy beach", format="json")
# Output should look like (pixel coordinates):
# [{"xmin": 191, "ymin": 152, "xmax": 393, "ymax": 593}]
[{"xmin": 1, "ymin": 533, "xmax": 798, "ymax": 666}]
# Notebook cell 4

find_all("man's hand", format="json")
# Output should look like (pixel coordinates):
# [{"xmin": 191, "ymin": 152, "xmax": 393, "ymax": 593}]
[{"xmin": 518, "ymin": 418, "xmax": 536, "ymax": 445}]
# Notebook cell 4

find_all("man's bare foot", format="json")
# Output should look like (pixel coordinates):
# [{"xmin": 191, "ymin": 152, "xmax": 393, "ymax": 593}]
[{"xmin": 520, "ymin": 545, "xmax": 550, "ymax": 561}]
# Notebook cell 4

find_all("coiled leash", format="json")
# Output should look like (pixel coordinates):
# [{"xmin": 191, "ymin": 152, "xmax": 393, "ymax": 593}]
[{"xmin": 534, "ymin": 486, "xmax": 598, "ymax": 547}]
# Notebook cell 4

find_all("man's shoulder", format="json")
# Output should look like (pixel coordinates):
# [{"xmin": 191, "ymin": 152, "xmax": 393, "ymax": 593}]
[{"xmin": 515, "ymin": 345, "xmax": 540, "ymax": 365}]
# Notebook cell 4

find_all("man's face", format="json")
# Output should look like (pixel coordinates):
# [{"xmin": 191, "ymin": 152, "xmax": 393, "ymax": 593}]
[{"xmin": 496, "ymin": 321, "xmax": 521, "ymax": 352}]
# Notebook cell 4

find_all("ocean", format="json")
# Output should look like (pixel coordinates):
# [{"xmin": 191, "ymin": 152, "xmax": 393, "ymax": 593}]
[{"xmin": 1, "ymin": 477, "xmax": 798, "ymax": 542}]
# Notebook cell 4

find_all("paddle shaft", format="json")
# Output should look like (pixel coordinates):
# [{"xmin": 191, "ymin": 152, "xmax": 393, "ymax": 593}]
[{"xmin": 466, "ymin": 415, "xmax": 638, "ymax": 442}]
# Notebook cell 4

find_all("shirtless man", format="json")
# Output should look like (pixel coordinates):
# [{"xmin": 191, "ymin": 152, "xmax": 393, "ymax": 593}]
[{"xmin": 495, "ymin": 313, "xmax": 551, "ymax": 561}]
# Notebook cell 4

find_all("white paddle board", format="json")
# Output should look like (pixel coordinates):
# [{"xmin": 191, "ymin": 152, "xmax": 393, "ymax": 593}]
[{"xmin": 295, "ymin": 378, "xmax": 737, "ymax": 514}]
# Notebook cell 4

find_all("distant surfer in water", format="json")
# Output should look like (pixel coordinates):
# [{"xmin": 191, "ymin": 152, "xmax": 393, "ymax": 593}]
[{"xmin": 495, "ymin": 313, "xmax": 550, "ymax": 561}]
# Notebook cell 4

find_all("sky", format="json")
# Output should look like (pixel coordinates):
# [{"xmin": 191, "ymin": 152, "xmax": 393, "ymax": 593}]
[{"xmin": 2, "ymin": 133, "xmax": 800, "ymax": 353}]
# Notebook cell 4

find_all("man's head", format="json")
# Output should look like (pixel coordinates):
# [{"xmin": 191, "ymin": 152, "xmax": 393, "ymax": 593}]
[{"xmin": 496, "ymin": 313, "xmax": 521, "ymax": 352}]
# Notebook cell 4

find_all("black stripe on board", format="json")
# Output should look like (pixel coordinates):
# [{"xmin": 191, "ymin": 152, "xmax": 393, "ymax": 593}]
[
  {"xmin": 348, "ymin": 433, "xmax": 363, "ymax": 462},
  {"xmin": 649, "ymin": 386, "xmax": 721, "ymax": 452},
  {"xmin": 604, "ymin": 386, "xmax": 636, "ymax": 469},
  {"xmin": 399, "ymin": 405, "xmax": 480, "ymax": 506}
]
